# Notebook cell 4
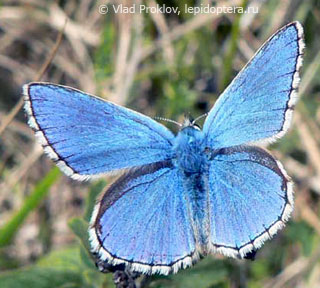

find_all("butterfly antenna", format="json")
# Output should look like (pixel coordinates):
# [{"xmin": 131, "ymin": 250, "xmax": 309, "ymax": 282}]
[
  {"xmin": 192, "ymin": 113, "xmax": 208, "ymax": 125},
  {"xmin": 154, "ymin": 116, "xmax": 182, "ymax": 127}
]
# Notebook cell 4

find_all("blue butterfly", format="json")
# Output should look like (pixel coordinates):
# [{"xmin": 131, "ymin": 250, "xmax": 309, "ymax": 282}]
[{"xmin": 23, "ymin": 21, "xmax": 304, "ymax": 275}]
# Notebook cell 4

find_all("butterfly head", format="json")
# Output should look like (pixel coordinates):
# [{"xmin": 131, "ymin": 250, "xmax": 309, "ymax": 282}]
[
  {"xmin": 178, "ymin": 114, "xmax": 204, "ymax": 143},
  {"xmin": 174, "ymin": 115, "xmax": 205, "ymax": 173},
  {"xmin": 182, "ymin": 113, "xmax": 206, "ymax": 131}
]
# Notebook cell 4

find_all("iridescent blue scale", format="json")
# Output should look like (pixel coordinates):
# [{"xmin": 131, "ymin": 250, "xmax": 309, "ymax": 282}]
[{"xmin": 24, "ymin": 22, "xmax": 304, "ymax": 275}]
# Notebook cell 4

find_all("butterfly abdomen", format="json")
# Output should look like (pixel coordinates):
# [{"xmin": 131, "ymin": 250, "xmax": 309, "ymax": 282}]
[{"xmin": 183, "ymin": 172, "xmax": 210, "ymax": 250}]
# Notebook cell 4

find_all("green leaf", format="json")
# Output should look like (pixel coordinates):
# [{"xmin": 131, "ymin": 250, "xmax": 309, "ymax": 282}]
[
  {"xmin": 68, "ymin": 217, "xmax": 97, "ymax": 271},
  {"xmin": 94, "ymin": 21, "xmax": 116, "ymax": 81},
  {"xmin": 220, "ymin": 0, "xmax": 248, "ymax": 90},
  {"xmin": 38, "ymin": 247, "xmax": 111, "ymax": 288},
  {"xmin": 0, "ymin": 267, "xmax": 82, "ymax": 288},
  {"xmin": 1, "ymin": 247, "xmax": 83, "ymax": 288},
  {"xmin": 286, "ymin": 221, "xmax": 315, "ymax": 256},
  {"xmin": 84, "ymin": 180, "xmax": 107, "ymax": 222},
  {"xmin": 151, "ymin": 257, "xmax": 230, "ymax": 288},
  {"xmin": 0, "ymin": 167, "xmax": 61, "ymax": 247},
  {"xmin": 0, "ymin": 246, "xmax": 113, "ymax": 288},
  {"xmin": 37, "ymin": 247, "xmax": 83, "ymax": 271},
  {"xmin": 68, "ymin": 218, "xmax": 91, "ymax": 253},
  {"xmin": 82, "ymin": 269, "xmax": 114, "ymax": 288},
  {"xmin": 248, "ymin": 258, "xmax": 271, "ymax": 287},
  {"xmin": 79, "ymin": 245, "xmax": 96, "ymax": 270}
]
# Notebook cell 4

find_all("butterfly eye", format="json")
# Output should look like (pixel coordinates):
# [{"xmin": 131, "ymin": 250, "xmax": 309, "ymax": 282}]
[{"xmin": 193, "ymin": 123, "xmax": 201, "ymax": 130}]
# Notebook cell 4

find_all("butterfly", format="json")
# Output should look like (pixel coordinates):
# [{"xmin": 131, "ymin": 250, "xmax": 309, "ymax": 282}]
[{"xmin": 23, "ymin": 21, "xmax": 304, "ymax": 275}]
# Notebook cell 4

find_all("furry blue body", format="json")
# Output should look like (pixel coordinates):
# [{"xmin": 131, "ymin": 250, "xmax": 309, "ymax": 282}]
[
  {"xmin": 173, "ymin": 126, "xmax": 209, "ymax": 247},
  {"xmin": 173, "ymin": 126, "xmax": 206, "ymax": 174}
]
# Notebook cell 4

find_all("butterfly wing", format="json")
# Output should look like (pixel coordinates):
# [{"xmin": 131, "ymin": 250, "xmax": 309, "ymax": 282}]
[
  {"xmin": 203, "ymin": 21, "xmax": 304, "ymax": 149},
  {"xmin": 89, "ymin": 161, "xmax": 197, "ymax": 275},
  {"xmin": 24, "ymin": 83, "xmax": 174, "ymax": 180},
  {"xmin": 207, "ymin": 146, "xmax": 293, "ymax": 257}
]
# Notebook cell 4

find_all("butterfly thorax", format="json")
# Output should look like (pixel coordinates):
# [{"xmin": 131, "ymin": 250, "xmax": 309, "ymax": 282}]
[{"xmin": 173, "ymin": 125, "xmax": 206, "ymax": 175}]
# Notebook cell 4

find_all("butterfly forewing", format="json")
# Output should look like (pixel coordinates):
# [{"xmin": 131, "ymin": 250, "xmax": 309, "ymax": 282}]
[
  {"xmin": 24, "ymin": 83, "xmax": 174, "ymax": 180},
  {"xmin": 203, "ymin": 21, "xmax": 304, "ymax": 148}
]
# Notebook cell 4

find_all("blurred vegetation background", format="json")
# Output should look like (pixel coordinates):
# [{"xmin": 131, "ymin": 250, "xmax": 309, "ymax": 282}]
[{"xmin": 0, "ymin": 0, "xmax": 320, "ymax": 287}]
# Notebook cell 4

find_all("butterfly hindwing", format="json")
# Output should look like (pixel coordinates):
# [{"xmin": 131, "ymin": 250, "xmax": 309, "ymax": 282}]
[
  {"xmin": 207, "ymin": 146, "xmax": 293, "ymax": 257},
  {"xmin": 89, "ymin": 161, "xmax": 197, "ymax": 275},
  {"xmin": 203, "ymin": 21, "xmax": 304, "ymax": 149},
  {"xmin": 24, "ymin": 83, "xmax": 174, "ymax": 180}
]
